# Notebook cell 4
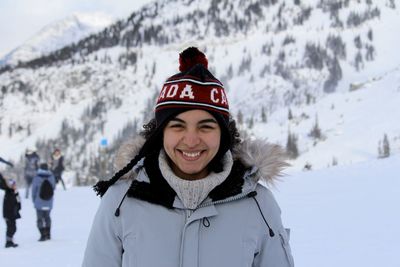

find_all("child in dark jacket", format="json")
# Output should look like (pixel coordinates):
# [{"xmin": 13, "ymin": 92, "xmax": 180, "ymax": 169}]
[{"xmin": 1, "ymin": 175, "xmax": 21, "ymax": 248}]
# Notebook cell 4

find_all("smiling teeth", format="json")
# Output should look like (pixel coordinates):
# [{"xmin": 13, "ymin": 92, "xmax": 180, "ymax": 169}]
[{"xmin": 182, "ymin": 151, "xmax": 201, "ymax": 158}]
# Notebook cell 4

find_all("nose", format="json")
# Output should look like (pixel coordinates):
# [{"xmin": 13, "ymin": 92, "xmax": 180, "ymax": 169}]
[{"xmin": 182, "ymin": 129, "xmax": 201, "ymax": 147}]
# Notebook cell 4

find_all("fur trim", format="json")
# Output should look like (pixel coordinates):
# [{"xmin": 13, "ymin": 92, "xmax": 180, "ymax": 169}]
[
  {"xmin": 114, "ymin": 136, "xmax": 146, "ymax": 180},
  {"xmin": 233, "ymin": 138, "xmax": 289, "ymax": 184},
  {"xmin": 114, "ymin": 136, "xmax": 288, "ymax": 183}
]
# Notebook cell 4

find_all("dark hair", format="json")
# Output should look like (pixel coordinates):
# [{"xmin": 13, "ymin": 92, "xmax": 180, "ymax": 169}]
[{"xmin": 40, "ymin": 163, "xmax": 48, "ymax": 170}]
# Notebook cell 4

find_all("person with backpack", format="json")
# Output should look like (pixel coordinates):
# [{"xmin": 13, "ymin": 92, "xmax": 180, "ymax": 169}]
[
  {"xmin": 31, "ymin": 163, "xmax": 55, "ymax": 241},
  {"xmin": 50, "ymin": 148, "xmax": 66, "ymax": 190},
  {"xmin": 1, "ymin": 177, "xmax": 21, "ymax": 248},
  {"xmin": 24, "ymin": 148, "xmax": 40, "ymax": 198}
]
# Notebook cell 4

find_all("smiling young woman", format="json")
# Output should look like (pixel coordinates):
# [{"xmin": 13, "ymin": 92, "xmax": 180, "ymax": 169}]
[
  {"xmin": 163, "ymin": 109, "xmax": 221, "ymax": 180},
  {"xmin": 83, "ymin": 47, "xmax": 294, "ymax": 267}
]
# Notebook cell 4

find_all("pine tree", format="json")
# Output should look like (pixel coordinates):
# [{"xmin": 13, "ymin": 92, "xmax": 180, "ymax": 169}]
[
  {"xmin": 286, "ymin": 131, "xmax": 299, "ymax": 159},
  {"xmin": 261, "ymin": 106, "xmax": 267, "ymax": 123},
  {"xmin": 326, "ymin": 56, "xmax": 342, "ymax": 93},
  {"xmin": 332, "ymin": 157, "xmax": 338, "ymax": 166},
  {"xmin": 227, "ymin": 64, "xmax": 233, "ymax": 79},
  {"xmin": 378, "ymin": 141, "xmax": 383, "ymax": 158},
  {"xmin": 378, "ymin": 134, "xmax": 391, "ymax": 158},
  {"xmin": 382, "ymin": 134, "xmax": 390, "ymax": 158},
  {"xmin": 355, "ymin": 51, "xmax": 364, "ymax": 71},
  {"xmin": 247, "ymin": 116, "xmax": 254, "ymax": 129},
  {"xmin": 288, "ymin": 108, "xmax": 293, "ymax": 121},
  {"xmin": 354, "ymin": 35, "xmax": 362, "ymax": 49},
  {"xmin": 237, "ymin": 110, "xmax": 244, "ymax": 125},
  {"xmin": 367, "ymin": 29, "xmax": 373, "ymax": 41},
  {"xmin": 365, "ymin": 45, "xmax": 375, "ymax": 61},
  {"xmin": 309, "ymin": 115, "xmax": 322, "ymax": 140}
]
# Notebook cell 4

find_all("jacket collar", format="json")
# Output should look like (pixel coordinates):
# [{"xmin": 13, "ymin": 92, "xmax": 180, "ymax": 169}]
[
  {"xmin": 126, "ymin": 150, "xmax": 248, "ymax": 209},
  {"xmin": 37, "ymin": 169, "xmax": 52, "ymax": 178},
  {"xmin": 116, "ymin": 136, "xmax": 288, "ymax": 208}
]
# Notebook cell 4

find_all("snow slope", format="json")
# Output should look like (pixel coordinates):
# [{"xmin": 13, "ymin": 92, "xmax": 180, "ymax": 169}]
[
  {"xmin": 0, "ymin": 154, "xmax": 399, "ymax": 267},
  {"xmin": 1, "ymin": 0, "xmax": 399, "ymax": 181},
  {"xmin": 250, "ymin": 63, "xmax": 400, "ymax": 172}
]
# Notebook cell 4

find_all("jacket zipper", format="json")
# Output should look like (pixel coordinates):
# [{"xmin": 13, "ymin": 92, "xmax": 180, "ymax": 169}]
[{"xmin": 196, "ymin": 189, "xmax": 254, "ymax": 210}]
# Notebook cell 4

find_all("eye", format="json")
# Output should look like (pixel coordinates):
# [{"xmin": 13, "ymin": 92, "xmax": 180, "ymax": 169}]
[
  {"xmin": 199, "ymin": 124, "xmax": 216, "ymax": 130},
  {"xmin": 168, "ymin": 123, "xmax": 184, "ymax": 129}
]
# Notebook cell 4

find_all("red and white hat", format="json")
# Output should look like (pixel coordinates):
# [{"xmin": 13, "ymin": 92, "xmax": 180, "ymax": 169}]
[{"xmin": 155, "ymin": 47, "xmax": 230, "ymax": 128}]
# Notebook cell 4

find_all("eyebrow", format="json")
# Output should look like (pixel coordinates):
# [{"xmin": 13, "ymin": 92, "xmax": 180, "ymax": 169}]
[{"xmin": 169, "ymin": 118, "xmax": 218, "ymax": 124}]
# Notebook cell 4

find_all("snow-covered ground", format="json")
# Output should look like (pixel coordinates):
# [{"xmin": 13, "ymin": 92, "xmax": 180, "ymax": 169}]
[
  {"xmin": 278, "ymin": 154, "xmax": 400, "ymax": 267},
  {"xmin": 0, "ymin": 184, "xmax": 99, "ymax": 266},
  {"xmin": 1, "ymin": 154, "xmax": 399, "ymax": 267}
]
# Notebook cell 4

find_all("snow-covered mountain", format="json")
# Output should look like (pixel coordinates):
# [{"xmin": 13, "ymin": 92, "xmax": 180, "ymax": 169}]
[
  {"xmin": 0, "ymin": 12, "xmax": 114, "ymax": 67},
  {"xmin": 0, "ymin": 0, "xmax": 399, "ymax": 184}
]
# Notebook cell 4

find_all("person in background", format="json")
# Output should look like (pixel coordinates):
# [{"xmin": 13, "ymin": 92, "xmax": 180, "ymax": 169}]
[
  {"xmin": 24, "ymin": 148, "xmax": 40, "ymax": 198},
  {"xmin": 50, "ymin": 148, "xmax": 66, "ymax": 190},
  {"xmin": 32, "ymin": 163, "xmax": 56, "ymax": 241},
  {"xmin": 0, "ymin": 156, "xmax": 14, "ymax": 190},
  {"xmin": 0, "ymin": 156, "xmax": 14, "ymax": 189},
  {"xmin": 83, "ymin": 47, "xmax": 294, "ymax": 267},
  {"xmin": 2, "ymin": 177, "xmax": 21, "ymax": 248},
  {"xmin": 1, "ymin": 157, "xmax": 20, "ymax": 248},
  {"xmin": 0, "ymin": 173, "xmax": 7, "ymax": 190}
]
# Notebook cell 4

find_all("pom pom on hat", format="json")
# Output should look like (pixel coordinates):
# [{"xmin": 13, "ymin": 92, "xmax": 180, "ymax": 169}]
[{"xmin": 179, "ymin": 47, "xmax": 208, "ymax": 72}]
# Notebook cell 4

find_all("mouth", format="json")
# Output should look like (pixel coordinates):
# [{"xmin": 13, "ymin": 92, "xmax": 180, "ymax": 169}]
[{"xmin": 178, "ymin": 150, "xmax": 204, "ymax": 161}]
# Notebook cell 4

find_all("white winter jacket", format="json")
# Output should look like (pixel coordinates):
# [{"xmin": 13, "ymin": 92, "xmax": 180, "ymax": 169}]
[{"xmin": 82, "ymin": 137, "xmax": 294, "ymax": 267}]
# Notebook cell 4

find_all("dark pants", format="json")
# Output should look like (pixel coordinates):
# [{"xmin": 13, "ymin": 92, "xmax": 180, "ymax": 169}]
[
  {"xmin": 25, "ymin": 175, "xmax": 34, "ymax": 198},
  {"xmin": 36, "ymin": 209, "xmax": 51, "ymax": 229},
  {"xmin": 5, "ymin": 219, "xmax": 16, "ymax": 240},
  {"xmin": 56, "ymin": 175, "xmax": 66, "ymax": 190}
]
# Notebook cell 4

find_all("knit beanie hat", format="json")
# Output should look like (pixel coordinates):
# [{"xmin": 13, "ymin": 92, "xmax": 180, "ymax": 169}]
[
  {"xmin": 94, "ymin": 47, "xmax": 231, "ymax": 197},
  {"xmin": 155, "ymin": 47, "xmax": 229, "ymax": 127}
]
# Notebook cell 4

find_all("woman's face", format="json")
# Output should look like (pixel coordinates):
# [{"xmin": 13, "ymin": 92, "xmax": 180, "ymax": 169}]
[{"xmin": 163, "ymin": 109, "xmax": 221, "ymax": 180}]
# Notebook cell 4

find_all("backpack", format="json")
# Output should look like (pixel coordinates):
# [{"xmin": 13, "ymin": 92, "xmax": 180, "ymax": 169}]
[{"xmin": 39, "ymin": 179, "xmax": 54, "ymax": 200}]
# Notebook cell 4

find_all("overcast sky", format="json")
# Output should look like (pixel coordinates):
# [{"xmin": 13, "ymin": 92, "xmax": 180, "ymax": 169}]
[{"xmin": 0, "ymin": 0, "xmax": 155, "ymax": 57}]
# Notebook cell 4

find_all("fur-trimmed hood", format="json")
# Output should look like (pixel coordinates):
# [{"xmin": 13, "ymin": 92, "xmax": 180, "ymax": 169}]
[{"xmin": 114, "ymin": 136, "xmax": 289, "ymax": 184}]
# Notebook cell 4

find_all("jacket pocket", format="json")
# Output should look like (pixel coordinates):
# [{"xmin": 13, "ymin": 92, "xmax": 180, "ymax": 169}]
[{"xmin": 279, "ymin": 228, "xmax": 295, "ymax": 267}]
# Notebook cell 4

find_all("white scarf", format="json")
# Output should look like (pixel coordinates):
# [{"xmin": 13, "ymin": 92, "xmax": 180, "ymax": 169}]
[{"xmin": 159, "ymin": 149, "xmax": 233, "ymax": 209}]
